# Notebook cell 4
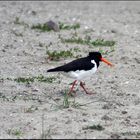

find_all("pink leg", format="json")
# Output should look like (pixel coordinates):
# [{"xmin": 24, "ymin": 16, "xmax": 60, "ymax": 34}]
[
  {"xmin": 80, "ymin": 81, "xmax": 93, "ymax": 95},
  {"xmin": 68, "ymin": 80, "xmax": 77, "ymax": 96}
]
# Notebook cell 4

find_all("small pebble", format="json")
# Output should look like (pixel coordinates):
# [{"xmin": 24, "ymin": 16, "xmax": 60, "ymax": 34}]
[
  {"xmin": 121, "ymin": 111, "xmax": 127, "ymax": 114},
  {"xmin": 46, "ymin": 20, "xmax": 60, "ymax": 32},
  {"xmin": 110, "ymin": 133, "xmax": 121, "ymax": 139},
  {"xmin": 101, "ymin": 115, "xmax": 111, "ymax": 120}
]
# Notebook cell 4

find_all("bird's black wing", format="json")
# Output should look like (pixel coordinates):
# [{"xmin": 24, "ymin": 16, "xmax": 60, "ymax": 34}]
[{"xmin": 47, "ymin": 57, "xmax": 95, "ymax": 72}]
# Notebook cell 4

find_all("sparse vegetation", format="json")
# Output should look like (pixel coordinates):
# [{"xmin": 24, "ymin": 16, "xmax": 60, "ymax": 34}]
[
  {"xmin": 39, "ymin": 42, "xmax": 51, "ymax": 48},
  {"xmin": 36, "ymin": 75, "xmax": 57, "ymax": 83},
  {"xmin": 46, "ymin": 47, "xmax": 82, "ymax": 61},
  {"xmin": 98, "ymin": 46, "xmax": 115, "ymax": 55},
  {"xmin": 121, "ymin": 131, "xmax": 140, "ymax": 138},
  {"xmin": 52, "ymin": 89, "xmax": 85, "ymax": 110},
  {"xmin": 11, "ymin": 30, "xmax": 23, "ymax": 37},
  {"xmin": 61, "ymin": 36, "xmax": 88, "ymax": 45},
  {"xmin": 14, "ymin": 77, "xmax": 34, "ymax": 84},
  {"xmin": 73, "ymin": 47, "xmax": 81, "ymax": 52},
  {"xmin": 0, "ymin": 92, "xmax": 18, "ymax": 102},
  {"xmin": 60, "ymin": 36, "xmax": 116, "ymax": 55},
  {"xmin": 41, "ymin": 128, "xmax": 52, "ymax": 139},
  {"xmin": 61, "ymin": 36, "xmax": 115, "ymax": 47},
  {"xmin": 62, "ymin": 93, "xmax": 70, "ymax": 108},
  {"xmin": 59, "ymin": 22, "xmax": 80, "ymax": 30},
  {"xmin": 83, "ymin": 124, "xmax": 105, "ymax": 131},
  {"xmin": 40, "ymin": 113, "xmax": 52, "ymax": 139},
  {"xmin": 14, "ymin": 75, "xmax": 57, "ymax": 84},
  {"xmin": 24, "ymin": 105, "xmax": 38, "ymax": 113},
  {"xmin": 71, "ymin": 98, "xmax": 83, "ymax": 109},
  {"xmin": 31, "ymin": 23, "xmax": 52, "ymax": 32},
  {"xmin": 7, "ymin": 128, "xmax": 22, "ymax": 137},
  {"xmin": 91, "ymin": 39, "xmax": 115, "ymax": 46},
  {"xmin": 1, "ymin": 75, "xmax": 57, "ymax": 84},
  {"xmin": 14, "ymin": 17, "xmax": 22, "ymax": 24},
  {"xmin": 14, "ymin": 18, "xmax": 80, "ymax": 32},
  {"xmin": 14, "ymin": 17, "xmax": 29, "ymax": 27},
  {"xmin": 31, "ymin": 22, "xmax": 80, "ymax": 32},
  {"xmin": 47, "ymin": 50, "xmax": 74, "ymax": 61}
]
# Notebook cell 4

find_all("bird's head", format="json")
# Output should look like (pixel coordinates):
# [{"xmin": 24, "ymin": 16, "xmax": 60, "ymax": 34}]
[{"xmin": 89, "ymin": 51, "xmax": 113, "ymax": 66}]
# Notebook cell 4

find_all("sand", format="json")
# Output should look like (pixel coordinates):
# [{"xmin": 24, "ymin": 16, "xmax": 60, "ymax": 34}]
[{"xmin": 0, "ymin": 1, "xmax": 140, "ymax": 139}]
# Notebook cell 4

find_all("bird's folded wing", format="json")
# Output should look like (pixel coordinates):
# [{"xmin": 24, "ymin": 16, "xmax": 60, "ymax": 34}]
[{"xmin": 47, "ymin": 57, "xmax": 94, "ymax": 72}]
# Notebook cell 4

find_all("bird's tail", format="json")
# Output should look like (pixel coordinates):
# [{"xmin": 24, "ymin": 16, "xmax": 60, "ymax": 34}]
[
  {"xmin": 47, "ymin": 67, "xmax": 62, "ymax": 72},
  {"xmin": 47, "ymin": 68, "xmax": 56, "ymax": 72}
]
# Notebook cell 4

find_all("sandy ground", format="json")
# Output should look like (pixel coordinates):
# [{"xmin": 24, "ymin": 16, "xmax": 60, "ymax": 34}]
[{"xmin": 0, "ymin": 1, "xmax": 140, "ymax": 139}]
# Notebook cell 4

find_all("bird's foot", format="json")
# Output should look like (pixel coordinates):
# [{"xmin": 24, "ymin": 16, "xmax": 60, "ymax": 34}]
[
  {"xmin": 85, "ymin": 91, "xmax": 94, "ymax": 95},
  {"xmin": 80, "ymin": 88, "xmax": 94, "ymax": 95},
  {"xmin": 80, "ymin": 81, "xmax": 95, "ymax": 95}
]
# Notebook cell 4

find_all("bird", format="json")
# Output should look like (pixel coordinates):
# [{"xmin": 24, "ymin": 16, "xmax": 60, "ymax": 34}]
[{"xmin": 47, "ymin": 51, "xmax": 113, "ymax": 95}]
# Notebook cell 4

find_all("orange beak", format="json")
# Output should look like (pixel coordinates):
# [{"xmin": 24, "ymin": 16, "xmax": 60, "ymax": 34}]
[{"xmin": 100, "ymin": 57, "xmax": 114, "ymax": 67}]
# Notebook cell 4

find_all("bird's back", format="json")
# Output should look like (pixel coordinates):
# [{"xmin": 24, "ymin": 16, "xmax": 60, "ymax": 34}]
[{"xmin": 47, "ymin": 57, "xmax": 95, "ymax": 72}]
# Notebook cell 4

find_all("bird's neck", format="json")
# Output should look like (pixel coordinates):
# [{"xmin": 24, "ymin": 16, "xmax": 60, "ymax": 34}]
[{"xmin": 93, "ymin": 59, "xmax": 100, "ymax": 68}]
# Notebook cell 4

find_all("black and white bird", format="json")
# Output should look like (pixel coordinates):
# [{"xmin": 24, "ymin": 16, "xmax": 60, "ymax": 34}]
[{"xmin": 47, "ymin": 51, "xmax": 113, "ymax": 95}]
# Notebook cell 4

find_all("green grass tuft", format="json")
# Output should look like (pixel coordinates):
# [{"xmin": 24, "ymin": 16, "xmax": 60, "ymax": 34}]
[
  {"xmin": 31, "ymin": 23, "xmax": 52, "ymax": 32},
  {"xmin": 61, "ymin": 36, "xmax": 115, "ymax": 47},
  {"xmin": 59, "ymin": 22, "xmax": 80, "ymax": 30},
  {"xmin": 14, "ymin": 17, "xmax": 29, "ymax": 27},
  {"xmin": 7, "ymin": 128, "xmax": 22, "ymax": 137},
  {"xmin": 47, "ymin": 50, "xmax": 74, "ymax": 61},
  {"xmin": 58, "ymin": 89, "xmax": 85, "ymax": 110},
  {"xmin": 91, "ymin": 39, "xmax": 115, "ymax": 46},
  {"xmin": 121, "ymin": 131, "xmax": 140, "ymax": 138},
  {"xmin": 83, "ymin": 124, "xmax": 105, "ymax": 131},
  {"xmin": 14, "ymin": 77, "xmax": 34, "ymax": 84},
  {"xmin": 24, "ymin": 105, "xmax": 38, "ymax": 113},
  {"xmin": 61, "ymin": 37, "xmax": 86, "ymax": 45},
  {"xmin": 35, "ymin": 75, "xmax": 56, "ymax": 83},
  {"xmin": 2, "ymin": 75, "xmax": 57, "ymax": 84},
  {"xmin": 31, "ymin": 22, "xmax": 80, "ymax": 32},
  {"xmin": 62, "ymin": 92, "xmax": 70, "ymax": 108},
  {"xmin": 14, "ymin": 75, "xmax": 57, "ymax": 84}
]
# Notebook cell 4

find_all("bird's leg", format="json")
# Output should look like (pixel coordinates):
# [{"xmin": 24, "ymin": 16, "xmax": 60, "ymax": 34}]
[
  {"xmin": 80, "ymin": 81, "xmax": 92, "ymax": 95},
  {"xmin": 68, "ymin": 80, "xmax": 77, "ymax": 96}
]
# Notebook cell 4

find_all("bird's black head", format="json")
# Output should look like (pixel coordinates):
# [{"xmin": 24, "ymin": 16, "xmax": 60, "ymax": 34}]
[
  {"xmin": 88, "ymin": 52, "xmax": 102, "ymax": 67},
  {"xmin": 88, "ymin": 51, "xmax": 102, "ymax": 60},
  {"xmin": 88, "ymin": 51, "xmax": 113, "ymax": 67}
]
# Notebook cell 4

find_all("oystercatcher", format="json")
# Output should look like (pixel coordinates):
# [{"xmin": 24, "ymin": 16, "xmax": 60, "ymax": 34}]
[{"xmin": 47, "ymin": 51, "xmax": 113, "ymax": 95}]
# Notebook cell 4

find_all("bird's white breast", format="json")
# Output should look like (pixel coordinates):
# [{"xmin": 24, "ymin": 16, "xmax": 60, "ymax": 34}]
[{"xmin": 62, "ymin": 60, "xmax": 97, "ymax": 80}]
